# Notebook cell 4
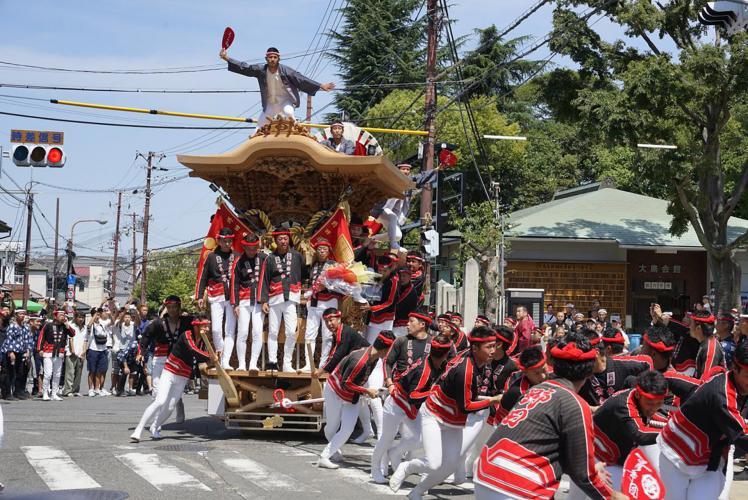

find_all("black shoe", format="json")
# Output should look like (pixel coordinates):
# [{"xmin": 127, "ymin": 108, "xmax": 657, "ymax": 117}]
[
  {"xmin": 4, "ymin": 395, "xmax": 17, "ymax": 401},
  {"xmin": 266, "ymin": 362, "xmax": 278, "ymax": 371},
  {"xmin": 734, "ymin": 468, "xmax": 748, "ymax": 481},
  {"xmin": 16, "ymin": 392, "xmax": 29, "ymax": 400}
]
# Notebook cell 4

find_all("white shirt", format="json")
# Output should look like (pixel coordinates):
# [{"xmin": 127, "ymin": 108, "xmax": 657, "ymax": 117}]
[
  {"xmin": 112, "ymin": 321, "xmax": 134, "ymax": 351},
  {"xmin": 67, "ymin": 323, "xmax": 87, "ymax": 356},
  {"xmin": 266, "ymin": 68, "xmax": 290, "ymax": 105},
  {"xmin": 84, "ymin": 320, "xmax": 111, "ymax": 352}
]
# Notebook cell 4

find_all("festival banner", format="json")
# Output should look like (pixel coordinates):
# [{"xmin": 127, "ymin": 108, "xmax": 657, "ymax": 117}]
[
  {"xmin": 310, "ymin": 207, "xmax": 355, "ymax": 264},
  {"xmin": 621, "ymin": 448, "xmax": 666, "ymax": 500},
  {"xmin": 194, "ymin": 200, "xmax": 253, "ymax": 299}
]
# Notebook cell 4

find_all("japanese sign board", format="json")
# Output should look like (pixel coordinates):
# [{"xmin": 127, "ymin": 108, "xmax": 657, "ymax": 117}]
[{"xmin": 10, "ymin": 130, "xmax": 64, "ymax": 145}]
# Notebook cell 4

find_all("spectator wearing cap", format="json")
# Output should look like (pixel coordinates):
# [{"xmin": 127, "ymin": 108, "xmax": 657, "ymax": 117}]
[
  {"xmin": 320, "ymin": 121, "xmax": 355, "ymax": 155},
  {"xmin": 220, "ymin": 45, "xmax": 335, "ymax": 128},
  {"xmin": 597, "ymin": 308, "xmax": 610, "ymax": 329},
  {"xmin": 715, "ymin": 314, "xmax": 736, "ymax": 369},
  {"xmin": 1, "ymin": 309, "xmax": 29, "ymax": 400}
]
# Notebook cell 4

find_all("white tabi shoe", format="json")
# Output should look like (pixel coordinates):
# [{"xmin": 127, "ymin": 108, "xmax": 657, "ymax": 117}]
[
  {"xmin": 389, "ymin": 462, "xmax": 409, "ymax": 493},
  {"xmin": 42, "ymin": 391, "xmax": 50, "ymax": 401},
  {"xmin": 371, "ymin": 470, "xmax": 387, "ymax": 484},
  {"xmin": 352, "ymin": 431, "xmax": 372, "ymax": 444},
  {"xmin": 51, "ymin": 393, "xmax": 62, "ymax": 401},
  {"xmin": 129, "ymin": 434, "xmax": 140, "ymax": 443},
  {"xmin": 149, "ymin": 424, "xmax": 163, "ymax": 440},
  {"xmin": 330, "ymin": 450, "xmax": 344, "ymax": 463},
  {"xmin": 317, "ymin": 457, "xmax": 340, "ymax": 469}
]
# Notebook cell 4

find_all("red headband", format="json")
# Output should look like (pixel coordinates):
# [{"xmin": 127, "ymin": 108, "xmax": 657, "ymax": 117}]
[
  {"xmin": 163, "ymin": 298, "xmax": 181, "ymax": 305},
  {"xmin": 504, "ymin": 317, "xmax": 517, "ymax": 327},
  {"xmin": 689, "ymin": 313, "xmax": 715, "ymax": 324},
  {"xmin": 406, "ymin": 255, "xmax": 423, "ymax": 263},
  {"xmin": 273, "ymin": 230, "xmax": 291, "ymax": 237},
  {"xmin": 431, "ymin": 338, "xmax": 453, "ymax": 350},
  {"xmin": 476, "ymin": 316, "xmax": 491, "ymax": 326},
  {"xmin": 217, "ymin": 232, "xmax": 235, "ymax": 239},
  {"xmin": 550, "ymin": 342, "xmax": 597, "ymax": 361},
  {"xmin": 603, "ymin": 332, "xmax": 625, "ymax": 344},
  {"xmin": 643, "ymin": 334, "xmax": 675, "ymax": 353},
  {"xmin": 191, "ymin": 319, "xmax": 211, "ymax": 326},
  {"xmin": 467, "ymin": 334, "xmax": 496, "ymax": 344},
  {"xmin": 241, "ymin": 239, "xmax": 260, "ymax": 247},
  {"xmin": 376, "ymin": 333, "xmax": 395, "ymax": 346},
  {"xmin": 266, "ymin": 50, "xmax": 280, "ymax": 56},
  {"xmin": 322, "ymin": 310, "xmax": 342, "ymax": 319},
  {"xmin": 635, "ymin": 385, "xmax": 667, "ymax": 400},
  {"xmin": 494, "ymin": 330, "xmax": 512, "ymax": 345},
  {"xmin": 409, "ymin": 312, "xmax": 433, "ymax": 325},
  {"xmin": 517, "ymin": 353, "xmax": 547, "ymax": 371},
  {"xmin": 312, "ymin": 239, "xmax": 332, "ymax": 249}
]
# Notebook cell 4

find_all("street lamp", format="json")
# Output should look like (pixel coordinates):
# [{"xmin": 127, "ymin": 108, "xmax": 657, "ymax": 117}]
[
  {"xmin": 483, "ymin": 134, "xmax": 529, "ymax": 322},
  {"xmin": 66, "ymin": 219, "xmax": 107, "ymax": 276}
]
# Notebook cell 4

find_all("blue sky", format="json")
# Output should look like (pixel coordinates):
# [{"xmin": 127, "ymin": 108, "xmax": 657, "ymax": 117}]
[{"xmin": 0, "ymin": 0, "xmax": 648, "ymax": 260}]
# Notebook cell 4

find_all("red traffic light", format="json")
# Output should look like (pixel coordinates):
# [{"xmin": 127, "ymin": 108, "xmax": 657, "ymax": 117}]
[{"xmin": 48, "ymin": 147, "xmax": 63, "ymax": 164}]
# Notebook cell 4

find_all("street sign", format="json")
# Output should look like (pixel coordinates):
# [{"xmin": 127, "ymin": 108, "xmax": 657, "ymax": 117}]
[
  {"xmin": 66, "ymin": 289, "xmax": 74, "ymax": 300},
  {"xmin": 11, "ymin": 130, "xmax": 64, "ymax": 145},
  {"xmin": 67, "ymin": 274, "xmax": 76, "ymax": 285}
]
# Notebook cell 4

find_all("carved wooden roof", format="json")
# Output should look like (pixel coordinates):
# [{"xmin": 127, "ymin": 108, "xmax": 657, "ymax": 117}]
[{"xmin": 176, "ymin": 117, "xmax": 413, "ymax": 225}]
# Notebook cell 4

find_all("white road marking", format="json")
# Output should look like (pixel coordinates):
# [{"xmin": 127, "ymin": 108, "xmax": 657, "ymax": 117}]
[
  {"xmin": 221, "ymin": 456, "xmax": 315, "ymax": 492},
  {"xmin": 333, "ymin": 465, "xmax": 398, "ymax": 495},
  {"xmin": 22, "ymin": 446, "xmax": 101, "ymax": 491},
  {"xmin": 116, "ymin": 452, "xmax": 211, "ymax": 491},
  {"xmin": 277, "ymin": 446, "xmax": 317, "ymax": 457}
]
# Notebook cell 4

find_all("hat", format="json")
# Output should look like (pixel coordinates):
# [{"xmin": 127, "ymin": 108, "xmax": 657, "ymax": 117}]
[
  {"xmin": 598, "ymin": 308, "xmax": 607, "ymax": 314},
  {"xmin": 565, "ymin": 303, "xmax": 575, "ymax": 308},
  {"xmin": 266, "ymin": 47, "xmax": 280, "ymax": 56}
]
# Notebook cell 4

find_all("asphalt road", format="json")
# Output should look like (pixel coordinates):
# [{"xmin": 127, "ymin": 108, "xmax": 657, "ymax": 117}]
[
  {"xmin": 2, "ymin": 391, "xmax": 747, "ymax": 499},
  {"xmin": 0, "ymin": 393, "xmax": 475, "ymax": 499}
]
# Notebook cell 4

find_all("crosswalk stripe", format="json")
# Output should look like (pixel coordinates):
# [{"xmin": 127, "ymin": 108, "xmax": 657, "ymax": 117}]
[
  {"xmin": 333, "ymin": 465, "xmax": 398, "ymax": 496},
  {"xmin": 21, "ymin": 446, "xmax": 101, "ymax": 491},
  {"xmin": 221, "ymin": 455, "xmax": 316, "ymax": 492},
  {"xmin": 116, "ymin": 452, "xmax": 211, "ymax": 491}
]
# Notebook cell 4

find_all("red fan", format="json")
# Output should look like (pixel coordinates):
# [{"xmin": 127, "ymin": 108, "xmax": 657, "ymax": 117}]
[
  {"xmin": 222, "ymin": 27, "xmax": 235, "ymax": 50},
  {"xmin": 621, "ymin": 448, "xmax": 666, "ymax": 500}
]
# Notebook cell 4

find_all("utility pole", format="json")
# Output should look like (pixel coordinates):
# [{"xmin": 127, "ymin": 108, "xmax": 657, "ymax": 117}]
[
  {"xmin": 306, "ymin": 95, "xmax": 313, "ymax": 122},
  {"xmin": 52, "ymin": 197, "xmax": 59, "ymax": 301},
  {"xmin": 137, "ymin": 151, "xmax": 163, "ymax": 304},
  {"xmin": 22, "ymin": 192, "xmax": 33, "ymax": 309},
  {"xmin": 130, "ymin": 213, "xmax": 137, "ymax": 297},
  {"xmin": 111, "ymin": 191, "xmax": 122, "ymax": 299},
  {"xmin": 419, "ymin": 0, "xmax": 439, "ymax": 223}
]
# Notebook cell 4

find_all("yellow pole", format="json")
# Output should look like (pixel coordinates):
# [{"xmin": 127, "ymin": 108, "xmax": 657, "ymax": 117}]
[{"xmin": 50, "ymin": 99, "xmax": 428, "ymax": 136}]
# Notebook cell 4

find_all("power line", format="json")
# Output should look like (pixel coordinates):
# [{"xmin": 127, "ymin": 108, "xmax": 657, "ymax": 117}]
[
  {"xmin": 33, "ymin": 174, "xmax": 189, "ymax": 194},
  {"xmin": 0, "ymin": 83, "xmax": 260, "ymax": 94},
  {"xmin": 0, "ymin": 111, "xmax": 256, "ymax": 129},
  {"xmin": 497, "ymin": 0, "xmax": 552, "ymax": 39}
]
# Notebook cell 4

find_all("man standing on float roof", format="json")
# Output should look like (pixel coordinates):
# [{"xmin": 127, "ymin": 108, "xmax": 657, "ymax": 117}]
[{"xmin": 220, "ymin": 46, "xmax": 335, "ymax": 127}]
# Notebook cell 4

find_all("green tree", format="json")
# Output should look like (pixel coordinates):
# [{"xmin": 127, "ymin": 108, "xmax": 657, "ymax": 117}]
[
  {"xmin": 143, "ymin": 248, "xmax": 200, "ymax": 313},
  {"xmin": 535, "ymin": 1, "xmax": 748, "ymax": 313},
  {"xmin": 328, "ymin": 0, "xmax": 426, "ymax": 120}
]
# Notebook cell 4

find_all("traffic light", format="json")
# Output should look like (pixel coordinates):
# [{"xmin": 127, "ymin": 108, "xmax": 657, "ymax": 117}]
[
  {"xmin": 699, "ymin": 1, "xmax": 748, "ymax": 35},
  {"xmin": 12, "ymin": 144, "xmax": 30, "ymax": 166},
  {"xmin": 12, "ymin": 144, "xmax": 65, "ymax": 167},
  {"xmin": 421, "ymin": 228, "xmax": 440, "ymax": 258}
]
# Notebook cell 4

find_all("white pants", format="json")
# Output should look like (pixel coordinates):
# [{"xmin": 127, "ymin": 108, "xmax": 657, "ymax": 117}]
[
  {"xmin": 237, "ymin": 302, "xmax": 264, "ymax": 370},
  {"xmin": 464, "ymin": 413, "xmax": 495, "ymax": 478},
  {"xmin": 360, "ymin": 359, "xmax": 385, "ymax": 438},
  {"xmin": 304, "ymin": 299, "xmax": 337, "ymax": 368},
  {"xmin": 268, "ymin": 301, "xmax": 298, "ymax": 368},
  {"xmin": 321, "ymin": 383, "xmax": 359, "ymax": 460},
  {"xmin": 474, "ymin": 482, "xmax": 519, "ymax": 500},
  {"xmin": 371, "ymin": 396, "xmax": 421, "ymax": 477},
  {"xmin": 210, "ymin": 300, "xmax": 236, "ymax": 358},
  {"xmin": 133, "ymin": 370, "xmax": 188, "ymax": 439},
  {"xmin": 400, "ymin": 408, "xmax": 466, "ymax": 495},
  {"xmin": 454, "ymin": 409, "xmax": 488, "ymax": 482},
  {"xmin": 258, "ymin": 100, "xmax": 295, "ymax": 128},
  {"xmin": 366, "ymin": 320, "xmax": 394, "ymax": 345},
  {"xmin": 151, "ymin": 355, "xmax": 183, "ymax": 424},
  {"xmin": 377, "ymin": 210, "xmax": 403, "ymax": 250},
  {"xmin": 392, "ymin": 326, "xmax": 408, "ymax": 338},
  {"xmin": 42, "ymin": 356, "xmax": 63, "ymax": 396},
  {"xmin": 658, "ymin": 450, "xmax": 725, "ymax": 500}
]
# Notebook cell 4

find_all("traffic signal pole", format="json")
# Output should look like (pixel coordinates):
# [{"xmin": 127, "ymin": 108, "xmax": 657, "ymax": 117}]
[{"xmin": 22, "ymin": 192, "xmax": 33, "ymax": 310}]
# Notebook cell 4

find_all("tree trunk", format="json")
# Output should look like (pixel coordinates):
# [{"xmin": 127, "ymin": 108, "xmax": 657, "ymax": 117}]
[
  {"xmin": 479, "ymin": 255, "xmax": 499, "ymax": 323},
  {"xmin": 708, "ymin": 251, "xmax": 741, "ymax": 316}
]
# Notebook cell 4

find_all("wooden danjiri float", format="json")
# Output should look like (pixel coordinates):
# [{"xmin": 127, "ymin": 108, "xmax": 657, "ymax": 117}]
[{"xmin": 177, "ymin": 117, "xmax": 413, "ymax": 432}]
